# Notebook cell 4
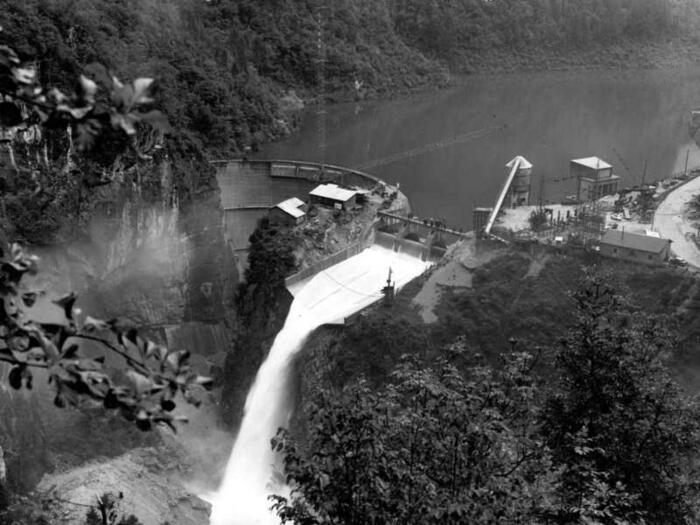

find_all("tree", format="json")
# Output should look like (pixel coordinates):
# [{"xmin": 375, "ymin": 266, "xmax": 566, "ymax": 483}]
[
  {"xmin": 243, "ymin": 217, "xmax": 298, "ymax": 288},
  {"xmin": 0, "ymin": 40, "xmax": 212, "ymax": 431},
  {"xmin": 272, "ymin": 342, "xmax": 555, "ymax": 524},
  {"xmin": 529, "ymin": 208, "xmax": 548, "ymax": 231},
  {"xmin": 0, "ymin": 42, "xmax": 170, "ymax": 154},
  {"xmin": 85, "ymin": 492, "xmax": 143, "ymax": 525},
  {"xmin": 541, "ymin": 276, "xmax": 700, "ymax": 524}
]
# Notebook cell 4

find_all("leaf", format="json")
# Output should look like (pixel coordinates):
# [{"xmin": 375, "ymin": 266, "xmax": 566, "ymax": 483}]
[
  {"xmin": 0, "ymin": 101, "xmax": 23, "ymax": 127},
  {"xmin": 111, "ymin": 112, "xmax": 136, "ymax": 135},
  {"xmin": 166, "ymin": 350, "xmax": 190, "ymax": 372},
  {"xmin": 0, "ymin": 45, "xmax": 20, "ymax": 68},
  {"xmin": 138, "ymin": 110, "xmax": 172, "ymax": 133},
  {"xmin": 79, "ymin": 74, "xmax": 98, "ymax": 103},
  {"xmin": 112, "ymin": 83, "xmax": 134, "ymax": 111},
  {"xmin": 84, "ymin": 63, "xmax": 112, "ymax": 89},
  {"xmin": 83, "ymin": 315, "xmax": 108, "ymax": 332},
  {"xmin": 62, "ymin": 344, "xmax": 79, "ymax": 359},
  {"xmin": 104, "ymin": 390, "xmax": 120, "ymax": 409},
  {"xmin": 54, "ymin": 393, "xmax": 65, "ymax": 408},
  {"xmin": 132, "ymin": 78, "xmax": 154, "ymax": 105},
  {"xmin": 12, "ymin": 66, "xmax": 36, "ymax": 84},
  {"xmin": 75, "ymin": 118, "xmax": 102, "ymax": 151},
  {"xmin": 53, "ymin": 293, "xmax": 77, "ymax": 320},
  {"xmin": 8, "ymin": 366, "xmax": 21, "ymax": 389},
  {"xmin": 319, "ymin": 473, "xmax": 330, "ymax": 489},
  {"xmin": 145, "ymin": 341, "xmax": 168, "ymax": 361},
  {"xmin": 125, "ymin": 328, "xmax": 138, "ymax": 345},
  {"xmin": 56, "ymin": 103, "xmax": 92, "ymax": 120},
  {"xmin": 195, "ymin": 375, "xmax": 214, "ymax": 390},
  {"xmin": 21, "ymin": 292, "xmax": 38, "ymax": 307}
]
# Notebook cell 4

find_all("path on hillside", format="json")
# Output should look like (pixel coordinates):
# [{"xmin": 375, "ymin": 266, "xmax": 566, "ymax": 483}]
[{"xmin": 655, "ymin": 175, "xmax": 700, "ymax": 267}]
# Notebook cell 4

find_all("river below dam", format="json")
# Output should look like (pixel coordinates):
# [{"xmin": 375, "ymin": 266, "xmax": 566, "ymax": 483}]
[{"xmin": 260, "ymin": 68, "xmax": 700, "ymax": 229}]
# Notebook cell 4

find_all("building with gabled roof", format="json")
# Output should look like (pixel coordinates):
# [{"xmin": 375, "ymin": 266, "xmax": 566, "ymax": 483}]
[
  {"xmin": 599, "ymin": 229, "xmax": 671, "ymax": 266},
  {"xmin": 309, "ymin": 183, "xmax": 358, "ymax": 210},
  {"xmin": 269, "ymin": 197, "xmax": 307, "ymax": 226}
]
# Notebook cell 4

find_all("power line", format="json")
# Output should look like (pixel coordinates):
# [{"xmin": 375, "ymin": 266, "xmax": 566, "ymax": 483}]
[
  {"xmin": 315, "ymin": 2, "xmax": 328, "ymax": 167},
  {"xmin": 353, "ymin": 124, "xmax": 505, "ymax": 171}
]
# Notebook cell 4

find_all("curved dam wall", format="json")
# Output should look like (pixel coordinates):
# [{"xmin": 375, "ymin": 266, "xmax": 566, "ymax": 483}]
[{"xmin": 212, "ymin": 159, "xmax": 396, "ymax": 274}]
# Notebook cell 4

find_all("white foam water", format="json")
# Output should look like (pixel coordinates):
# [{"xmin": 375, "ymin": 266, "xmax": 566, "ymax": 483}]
[{"xmin": 209, "ymin": 245, "xmax": 430, "ymax": 525}]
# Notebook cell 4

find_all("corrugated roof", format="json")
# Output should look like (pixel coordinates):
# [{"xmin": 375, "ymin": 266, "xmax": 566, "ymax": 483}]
[
  {"xmin": 274, "ymin": 197, "xmax": 306, "ymax": 218},
  {"xmin": 309, "ymin": 183, "xmax": 357, "ymax": 202},
  {"xmin": 572, "ymin": 157, "xmax": 613, "ymax": 170},
  {"xmin": 600, "ymin": 230, "xmax": 670, "ymax": 253}
]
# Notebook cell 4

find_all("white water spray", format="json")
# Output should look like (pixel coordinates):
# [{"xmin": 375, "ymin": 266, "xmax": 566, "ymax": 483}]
[{"xmin": 209, "ymin": 245, "xmax": 430, "ymax": 525}]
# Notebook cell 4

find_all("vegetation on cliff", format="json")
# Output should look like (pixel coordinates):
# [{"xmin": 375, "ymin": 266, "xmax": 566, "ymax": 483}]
[
  {"xmin": 0, "ymin": 37, "xmax": 212, "ymax": 516},
  {"xmin": 278, "ymin": 277, "xmax": 700, "ymax": 524}
]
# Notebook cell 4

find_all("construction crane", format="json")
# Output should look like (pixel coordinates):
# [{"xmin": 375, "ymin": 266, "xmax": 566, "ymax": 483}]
[
  {"xmin": 611, "ymin": 147, "xmax": 633, "ymax": 180},
  {"xmin": 612, "ymin": 146, "xmax": 649, "ymax": 185}
]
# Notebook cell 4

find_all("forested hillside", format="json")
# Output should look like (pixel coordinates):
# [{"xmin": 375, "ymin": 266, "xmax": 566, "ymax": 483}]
[
  {"xmin": 392, "ymin": 0, "xmax": 700, "ymax": 62},
  {"xmin": 2, "ymin": 0, "xmax": 699, "ymax": 161}
]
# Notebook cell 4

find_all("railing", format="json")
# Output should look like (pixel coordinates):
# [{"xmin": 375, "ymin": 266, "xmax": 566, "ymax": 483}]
[
  {"xmin": 377, "ymin": 211, "xmax": 469, "ymax": 238},
  {"xmin": 284, "ymin": 242, "xmax": 365, "ymax": 289},
  {"xmin": 211, "ymin": 158, "xmax": 387, "ymax": 189},
  {"xmin": 284, "ymin": 218, "xmax": 379, "ymax": 289}
]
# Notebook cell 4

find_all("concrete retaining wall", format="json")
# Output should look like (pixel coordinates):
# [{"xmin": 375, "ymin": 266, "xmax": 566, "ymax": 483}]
[{"xmin": 213, "ymin": 158, "xmax": 386, "ymax": 190}]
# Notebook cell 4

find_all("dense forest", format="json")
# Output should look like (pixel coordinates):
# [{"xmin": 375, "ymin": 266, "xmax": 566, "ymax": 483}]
[{"xmin": 2, "ymin": 0, "xmax": 700, "ymax": 163}]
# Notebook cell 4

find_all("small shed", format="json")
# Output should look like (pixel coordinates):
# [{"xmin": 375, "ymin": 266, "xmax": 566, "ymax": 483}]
[
  {"xmin": 599, "ymin": 230, "xmax": 671, "ymax": 266},
  {"xmin": 309, "ymin": 183, "xmax": 358, "ymax": 210},
  {"xmin": 269, "ymin": 197, "xmax": 307, "ymax": 226}
]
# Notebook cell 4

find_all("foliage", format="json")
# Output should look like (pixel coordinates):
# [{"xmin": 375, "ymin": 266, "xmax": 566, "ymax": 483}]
[
  {"xmin": 282, "ymin": 274, "xmax": 700, "ymax": 524},
  {"xmin": 0, "ymin": 35, "xmax": 214, "ymax": 432},
  {"xmin": 529, "ymin": 208, "xmax": 549, "ymax": 231},
  {"xmin": 391, "ymin": 0, "xmax": 700, "ymax": 61},
  {"xmin": 85, "ymin": 492, "xmax": 143, "ymax": 525},
  {"xmin": 3, "ymin": 0, "xmax": 692, "ymax": 167},
  {"xmin": 541, "ymin": 276, "xmax": 700, "ymax": 524},
  {"xmin": 272, "ymin": 345, "xmax": 555, "ymax": 524},
  {"xmin": 0, "ymin": 41, "xmax": 169, "ymax": 154},
  {"xmin": 0, "ymin": 243, "xmax": 213, "ymax": 431},
  {"xmin": 243, "ymin": 217, "xmax": 299, "ymax": 288}
]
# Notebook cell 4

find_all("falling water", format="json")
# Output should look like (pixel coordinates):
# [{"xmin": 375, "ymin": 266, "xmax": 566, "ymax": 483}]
[{"xmin": 209, "ymin": 245, "xmax": 430, "ymax": 525}]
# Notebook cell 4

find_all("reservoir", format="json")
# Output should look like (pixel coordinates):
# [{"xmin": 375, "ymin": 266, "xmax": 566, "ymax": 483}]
[{"xmin": 260, "ymin": 69, "xmax": 700, "ymax": 228}]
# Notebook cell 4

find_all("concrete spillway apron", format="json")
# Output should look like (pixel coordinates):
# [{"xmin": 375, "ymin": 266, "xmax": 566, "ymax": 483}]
[{"xmin": 209, "ymin": 244, "xmax": 433, "ymax": 525}]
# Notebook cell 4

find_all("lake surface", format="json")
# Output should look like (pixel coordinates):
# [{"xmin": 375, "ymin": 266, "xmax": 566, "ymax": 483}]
[{"xmin": 259, "ymin": 69, "xmax": 700, "ymax": 229}]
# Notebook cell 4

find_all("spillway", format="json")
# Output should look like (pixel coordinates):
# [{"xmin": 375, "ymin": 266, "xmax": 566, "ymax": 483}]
[{"xmin": 209, "ymin": 244, "xmax": 431, "ymax": 525}]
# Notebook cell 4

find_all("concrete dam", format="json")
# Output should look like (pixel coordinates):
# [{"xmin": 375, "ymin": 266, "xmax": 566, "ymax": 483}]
[{"xmin": 214, "ymin": 159, "xmax": 466, "ymax": 285}]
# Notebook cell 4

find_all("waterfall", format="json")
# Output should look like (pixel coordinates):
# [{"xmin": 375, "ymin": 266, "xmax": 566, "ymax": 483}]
[{"xmin": 209, "ymin": 245, "xmax": 430, "ymax": 525}]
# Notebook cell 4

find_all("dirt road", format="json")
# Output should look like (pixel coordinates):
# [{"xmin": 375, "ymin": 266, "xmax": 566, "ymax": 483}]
[{"xmin": 654, "ymin": 175, "xmax": 700, "ymax": 267}]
